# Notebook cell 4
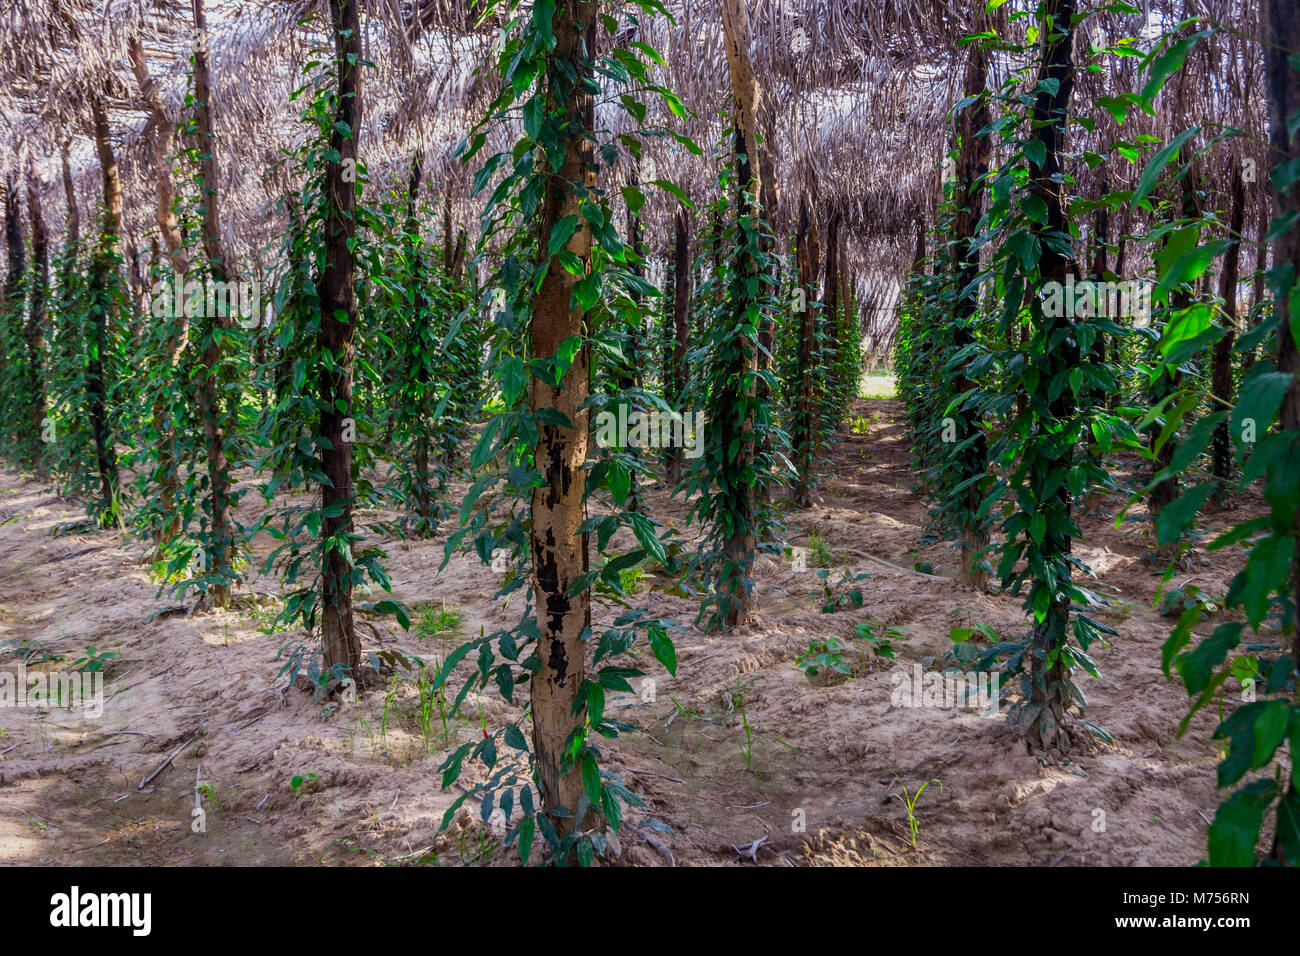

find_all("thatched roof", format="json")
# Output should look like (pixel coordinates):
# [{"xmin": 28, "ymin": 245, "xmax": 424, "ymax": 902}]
[{"xmin": 0, "ymin": 0, "xmax": 1274, "ymax": 346}]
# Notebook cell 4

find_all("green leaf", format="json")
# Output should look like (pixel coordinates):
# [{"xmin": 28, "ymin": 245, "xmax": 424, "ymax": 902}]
[
  {"xmin": 1155, "ymin": 483, "xmax": 1216, "ymax": 547},
  {"xmin": 498, "ymin": 356, "xmax": 526, "ymax": 405},
  {"xmin": 580, "ymin": 752, "xmax": 602, "ymax": 805},
  {"xmin": 648, "ymin": 625, "xmax": 677, "ymax": 677},
  {"xmin": 371, "ymin": 599, "xmax": 410, "ymax": 631},
  {"xmin": 546, "ymin": 215, "xmax": 580, "ymax": 261},
  {"xmin": 1207, "ymin": 779, "xmax": 1276, "ymax": 866},
  {"xmin": 648, "ymin": 179, "xmax": 696, "ymax": 211},
  {"xmin": 608, "ymin": 460, "xmax": 630, "ymax": 507},
  {"xmin": 587, "ymin": 681, "xmax": 605, "ymax": 726},
  {"xmin": 553, "ymin": 333, "xmax": 584, "ymax": 385},
  {"xmin": 573, "ymin": 272, "xmax": 601, "ymax": 312},
  {"xmin": 517, "ymin": 816, "xmax": 535, "ymax": 864},
  {"xmin": 1141, "ymin": 32, "xmax": 1213, "ymax": 104},
  {"xmin": 1176, "ymin": 622, "xmax": 1241, "ymax": 696},
  {"xmin": 1029, "ymin": 513, "xmax": 1047, "ymax": 545},
  {"xmin": 1132, "ymin": 128, "xmax": 1198, "ymax": 205},
  {"xmin": 1277, "ymin": 788, "xmax": 1300, "ymax": 866},
  {"xmin": 628, "ymin": 512, "xmax": 667, "ymax": 564},
  {"xmin": 531, "ymin": 0, "xmax": 556, "ymax": 46},
  {"xmin": 523, "ymin": 95, "xmax": 545, "ymax": 141},
  {"xmin": 1252, "ymin": 700, "xmax": 1291, "ymax": 768},
  {"xmin": 1232, "ymin": 370, "xmax": 1294, "ymax": 438},
  {"xmin": 1155, "ymin": 241, "xmax": 1232, "ymax": 305}
]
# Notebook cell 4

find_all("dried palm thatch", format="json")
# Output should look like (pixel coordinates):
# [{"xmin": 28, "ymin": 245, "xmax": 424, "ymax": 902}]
[{"xmin": 0, "ymin": 0, "xmax": 1274, "ymax": 359}]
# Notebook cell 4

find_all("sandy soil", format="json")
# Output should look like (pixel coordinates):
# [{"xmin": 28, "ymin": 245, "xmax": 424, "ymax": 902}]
[{"xmin": 0, "ymin": 398, "xmax": 1262, "ymax": 866}]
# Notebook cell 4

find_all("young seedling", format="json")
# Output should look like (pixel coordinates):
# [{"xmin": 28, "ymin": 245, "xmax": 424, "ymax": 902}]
[
  {"xmin": 855, "ymin": 620, "xmax": 906, "ymax": 660},
  {"xmin": 889, "ymin": 775, "xmax": 942, "ymax": 850},
  {"xmin": 795, "ymin": 637, "xmax": 851, "ymax": 678}
]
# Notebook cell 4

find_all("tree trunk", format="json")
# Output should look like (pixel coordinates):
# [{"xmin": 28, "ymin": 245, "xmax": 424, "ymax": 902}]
[
  {"xmin": 1243, "ymin": 191, "xmax": 1270, "ymax": 374},
  {"xmin": 951, "ymin": 45, "xmax": 991, "ymax": 589},
  {"xmin": 4, "ymin": 173, "xmax": 25, "ymax": 456},
  {"xmin": 190, "ymin": 0, "xmax": 236, "ymax": 605},
  {"xmin": 1211, "ymin": 166, "xmax": 1246, "ymax": 493},
  {"xmin": 61, "ymin": 143, "xmax": 80, "ymax": 246},
  {"xmin": 131, "ymin": 34, "xmax": 191, "ymax": 554},
  {"xmin": 130, "ymin": 37, "xmax": 185, "ymax": 268},
  {"xmin": 1262, "ymin": 0, "xmax": 1300, "ymax": 863},
  {"xmin": 528, "ymin": 0, "xmax": 597, "ymax": 837},
  {"xmin": 792, "ymin": 189, "xmax": 821, "ymax": 507},
  {"xmin": 88, "ymin": 95, "xmax": 123, "ymax": 526},
  {"xmin": 718, "ymin": 0, "xmax": 763, "ymax": 628},
  {"xmin": 1025, "ymin": 0, "xmax": 1078, "ymax": 751},
  {"xmin": 1109, "ymin": 228, "xmax": 1127, "ymax": 406},
  {"xmin": 26, "ymin": 171, "xmax": 50, "ymax": 477},
  {"xmin": 1148, "ymin": 172, "xmax": 1199, "ymax": 526},
  {"xmin": 617, "ymin": 199, "xmax": 643, "ymax": 509},
  {"xmin": 319, "ymin": 0, "xmax": 363, "ymax": 677},
  {"xmin": 665, "ymin": 208, "xmax": 691, "ymax": 487},
  {"xmin": 191, "ymin": 0, "xmax": 228, "ymax": 280},
  {"xmin": 406, "ymin": 153, "xmax": 435, "ymax": 534},
  {"xmin": 823, "ymin": 207, "xmax": 841, "ymax": 436}
]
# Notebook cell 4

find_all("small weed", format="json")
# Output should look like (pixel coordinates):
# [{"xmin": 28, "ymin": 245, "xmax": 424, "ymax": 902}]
[
  {"xmin": 70, "ymin": 645, "xmax": 118, "ymax": 673},
  {"xmin": 816, "ymin": 567, "xmax": 872, "ymax": 613},
  {"xmin": 739, "ymin": 696, "xmax": 754, "ymax": 771},
  {"xmin": 665, "ymin": 696, "xmax": 706, "ymax": 727},
  {"xmin": 415, "ymin": 599, "xmax": 463, "ymax": 640},
  {"xmin": 795, "ymin": 637, "xmax": 851, "ymax": 678},
  {"xmin": 728, "ymin": 671, "xmax": 761, "ymax": 771},
  {"xmin": 1159, "ymin": 582, "xmax": 1218, "ymax": 618},
  {"xmin": 945, "ymin": 621, "xmax": 998, "ymax": 668},
  {"xmin": 594, "ymin": 559, "xmax": 647, "ymax": 597},
  {"xmin": 806, "ymin": 527, "xmax": 835, "ymax": 568},
  {"xmin": 854, "ymin": 620, "xmax": 907, "ymax": 660},
  {"xmin": 890, "ymin": 775, "xmax": 942, "ymax": 850},
  {"xmin": 195, "ymin": 782, "xmax": 219, "ymax": 813}
]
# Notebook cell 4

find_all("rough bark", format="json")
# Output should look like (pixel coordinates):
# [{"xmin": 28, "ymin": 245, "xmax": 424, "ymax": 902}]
[
  {"xmin": 3, "ymin": 173, "xmax": 24, "ymax": 452},
  {"xmin": 189, "ymin": 0, "xmax": 236, "ymax": 604},
  {"xmin": 131, "ymin": 34, "xmax": 191, "ymax": 553},
  {"xmin": 26, "ymin": 171, "xmax": 50, "ymax": 476},
  {"xmin": 951, "ymin": 45, "xmax": 991, "ymax": 589},
  {"xmin": 823, "ymin": 209, "xmax": 841, "ymax": 387},
  {"xmin": 1262, "ymin": 0, "xmax": 1300, "ymax": 863},
  {"xmin": 1243, "ymin": 192, "xmax": 1270, "ymax": 375},
  {"xmin": 719, "ymin": 0, "xmax": 762, "ymax": 628},
  {"xmin": 664, "ymin": 209, "xmax": 691, "ymax": 487},
  {"xmin": 1211, "ymin": 166, "xmax": 1246, "ymax": 492},
  {"xmin": 318, "ymin": 0, "xmax": 363, "ymax": 677},
  {"xmin": 88, "ymin": 95, "xmax": 123, "ymax": 525},
  {"xmin": 529, "ymin": 0, "xmax": 596, "ymax": 836},
  {"xmin": 129, "ymin": 38, "xmax": 185, "ymax": 269},
  {"xmin": 1148, "ymin": 171, "xmax": 1200, "ymax": 525},
  {"xmin": 408, "ymin": 154, "xmax": 435, "ymax": 534},
  {"xmin": 792, "ymin": 189, "xmax": 820, "ymax": 507},
  {"xmin": 616, "ymin": 199, "xmax": 643, "ymax": 509},
  {"xmin": 1025, "ymin": 0, "xmax": 1078, "ymax": 751},
  {"xmin": 190, "ymin": 0, "xmax": 228, "ymax": 280},
  {"xmin": 61, "ymin": 143, "xmax": 80, "ymax": 246},
  {"xmin": 1109, "ymin": 226, "xmax": 1127, "ymax": 405}
]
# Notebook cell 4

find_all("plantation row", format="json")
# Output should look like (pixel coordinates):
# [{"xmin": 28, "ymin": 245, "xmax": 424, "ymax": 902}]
[
  {"xmin": 0, "ymin": 0, "xmax": 1296, "ymax": 867},
  {"xmin": 895, "ymin": 2, "xmax": 1299, "ymax": 865},
  {"xmin": 0, "ymin": 0, "xmax": 879, "ymax": 865}
]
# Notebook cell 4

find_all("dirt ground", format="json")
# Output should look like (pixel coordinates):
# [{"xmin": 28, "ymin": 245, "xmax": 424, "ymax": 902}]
[{"xmin": 0, "ymin": 398, "xmax": 1263, "ymax": 866}]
